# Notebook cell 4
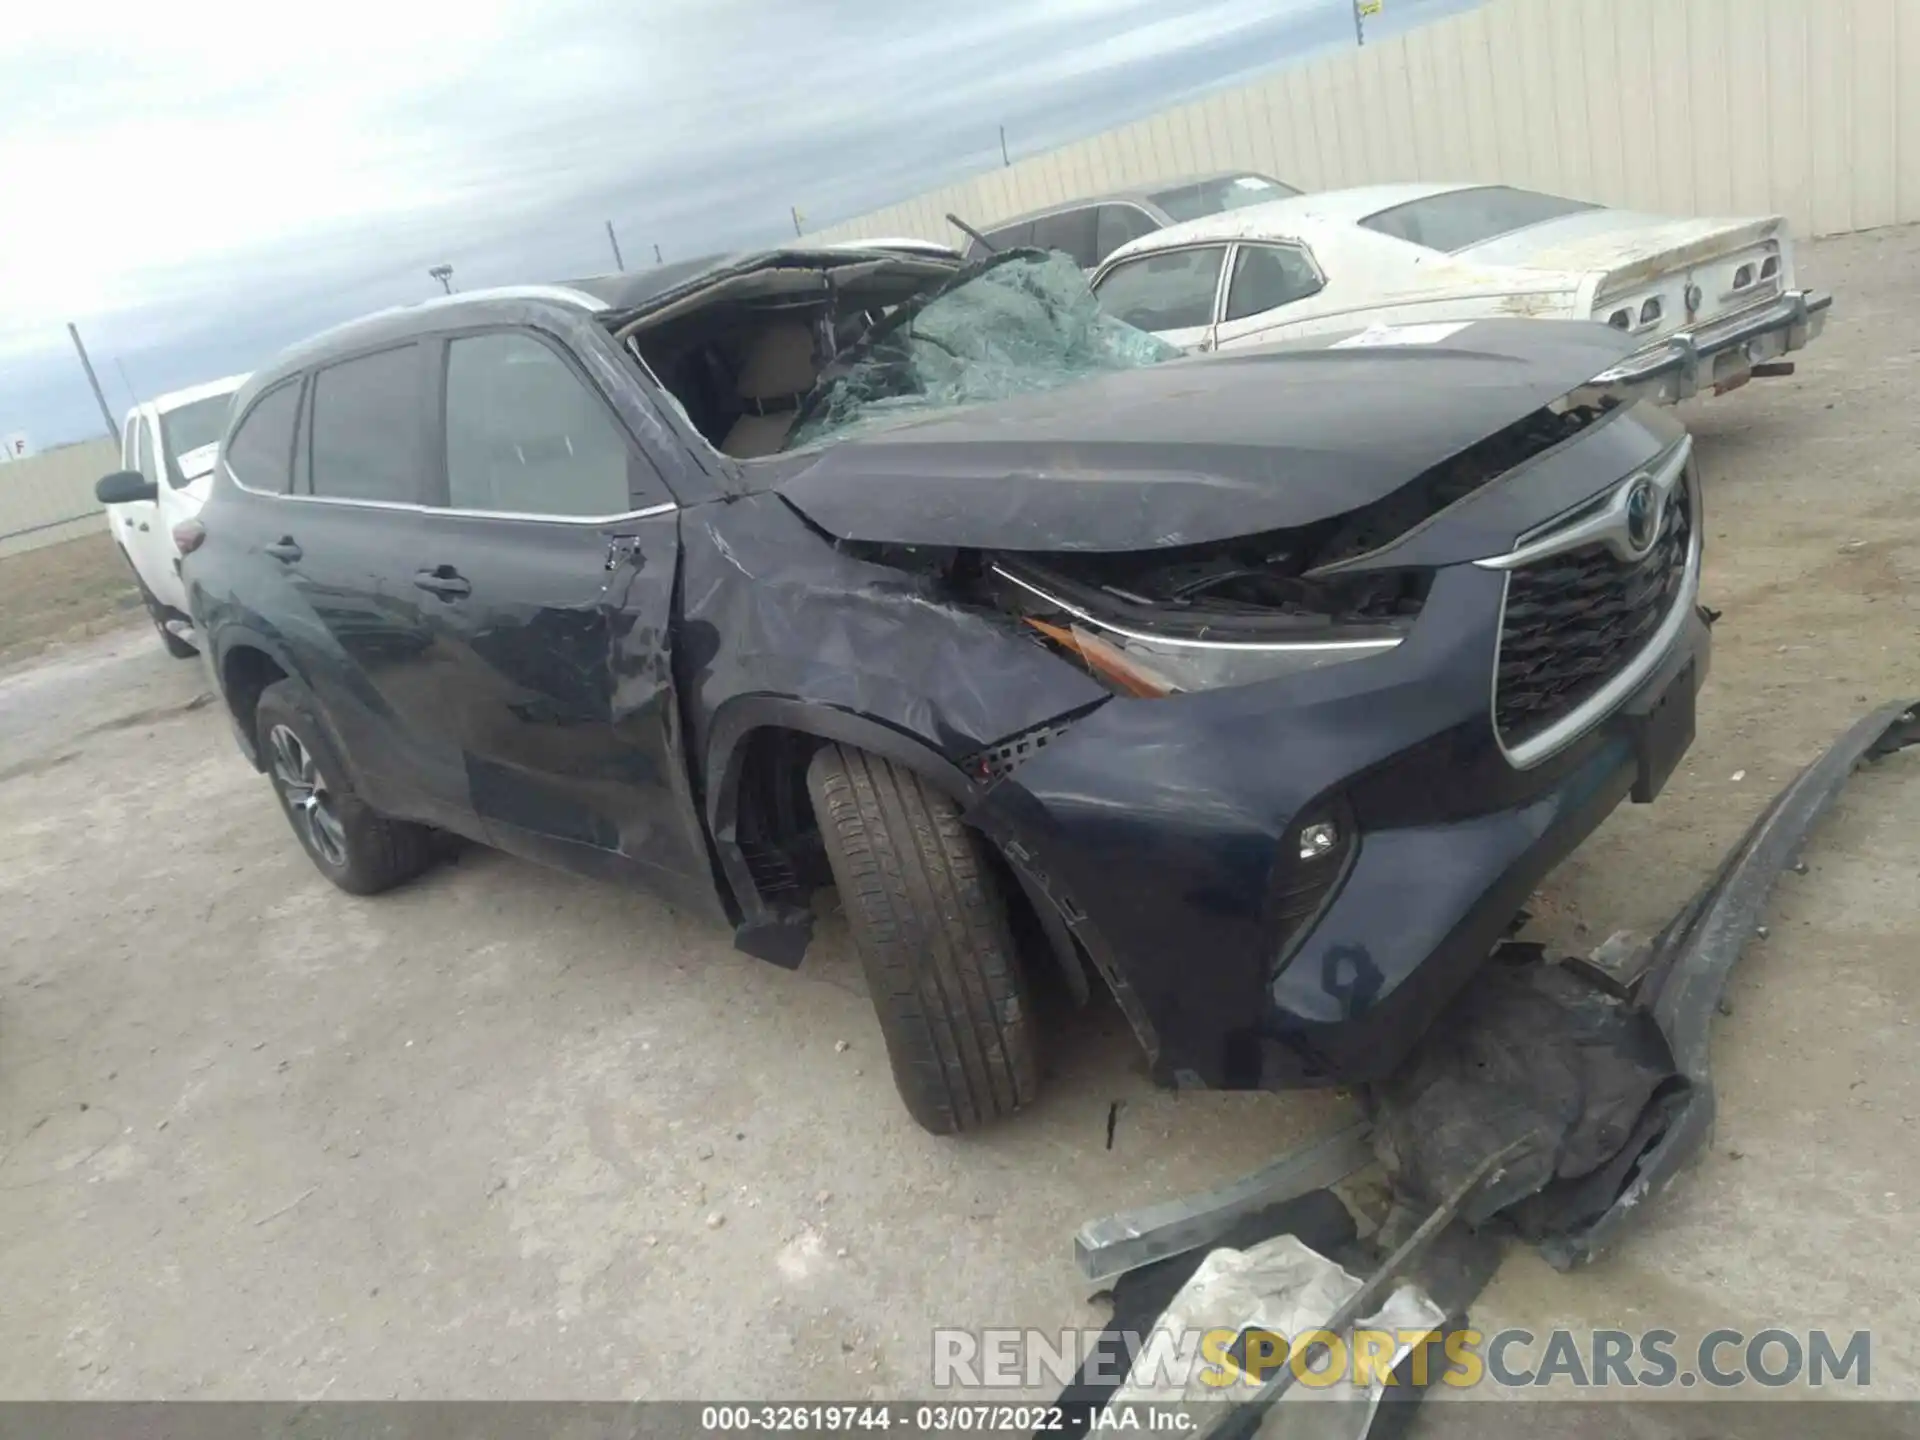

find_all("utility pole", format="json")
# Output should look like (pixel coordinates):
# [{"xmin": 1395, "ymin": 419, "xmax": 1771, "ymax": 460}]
[
  {"xmin": 790, "ymin": 205, "xmax": 805, "ymax": 238},
  {"xmin": 653, "ymin": 243, "xmax": 663, "ymax": 265},
  {"xmin": 67, "ymin": 323, "xmax": 119, "ymax": 439},
  {"xmin": 999, "ymin": 125, "xmax": 1010, "ymax": 167},
  {"xmin": 605, "ymin": 220, "xmax": 626, "ymax": 271}
]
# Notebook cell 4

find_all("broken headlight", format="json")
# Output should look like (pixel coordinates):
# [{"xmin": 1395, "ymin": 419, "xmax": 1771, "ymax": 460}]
[{"xmin": 993, "ymin": 564, "xmax": 1412, "ymax": 699}]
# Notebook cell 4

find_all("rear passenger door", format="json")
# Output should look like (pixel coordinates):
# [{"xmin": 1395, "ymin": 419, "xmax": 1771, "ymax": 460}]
[
  {"xmin": 281, "ymin": 343, "xmax": 475, "ymax": 829},
  {"xmin": 411, "ymin": 326, "xmax": 717, "ymax": 914}
]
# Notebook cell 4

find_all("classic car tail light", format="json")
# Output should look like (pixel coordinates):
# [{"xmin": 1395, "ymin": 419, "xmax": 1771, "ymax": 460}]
[
  {"xmin": 172, "ymin": 519, "xmax": 206, "ymax": 556},
  {"xmin": 1733, "ymin": 263, "xmax": 1756, "ymax": 291},
  {"xmin": 1608, "ymin": 308, "xmax": 1633, "ymax": 330},
  {"xmin": 1761, "ymin": 255, "xmax": 1781, "ymax": 280},
  {"xmin": 1640, "ymin": 297, "xmax": 1664, "ymax": 326}
]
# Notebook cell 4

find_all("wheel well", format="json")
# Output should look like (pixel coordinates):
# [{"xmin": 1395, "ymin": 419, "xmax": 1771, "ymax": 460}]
[
  {"xmin": 728, "ymin": 725, "xmax": 1075, "ymax": 998},
  {"xmin": 221, "ymin": 645, "xmax": 287, "ymax": 768},
  {"xmin": 730, "ymin": 727, "xmax": 832, "ymax": 909}
]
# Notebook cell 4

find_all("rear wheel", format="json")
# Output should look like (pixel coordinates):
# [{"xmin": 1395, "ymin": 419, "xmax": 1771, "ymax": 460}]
[
  {"xmin": 807, "ymin": 743, "xmax": 1038, "ymax": 1134},
  {"xmin": 255, "ymin": 679, "xmax": 434, "ymax": 895}
]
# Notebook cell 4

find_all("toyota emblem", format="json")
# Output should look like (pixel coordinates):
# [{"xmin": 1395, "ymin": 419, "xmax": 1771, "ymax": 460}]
[{"xmin": 1624, "ymin": 477, "xmax": 1661, "ymax": 554}]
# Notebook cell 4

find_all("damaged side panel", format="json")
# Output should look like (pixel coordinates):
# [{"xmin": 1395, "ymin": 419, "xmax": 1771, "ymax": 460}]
[{"xmin": 677, "ymin": 492, "xmax": 1112, "ymax": 952}]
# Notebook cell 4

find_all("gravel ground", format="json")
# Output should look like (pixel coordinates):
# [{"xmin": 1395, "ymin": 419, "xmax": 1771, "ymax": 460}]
[{"xmin": 0, "ymin": 226, "xmax": 1915, "ymax": 1408}]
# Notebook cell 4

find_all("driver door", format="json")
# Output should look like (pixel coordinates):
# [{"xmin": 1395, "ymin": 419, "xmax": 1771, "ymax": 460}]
[
  {"xmin": 1090, "ymin": 244, "xmax": 1229, "ymax": 352},
  {"xmin": 115, "ymin": 413, "xmax": 182, "ymax": 609}
]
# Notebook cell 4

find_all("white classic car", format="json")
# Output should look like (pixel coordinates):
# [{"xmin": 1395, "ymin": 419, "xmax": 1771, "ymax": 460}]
[{"xmin": 1087, "ymin": 182, "xmax": 1831, "ymax": 403}]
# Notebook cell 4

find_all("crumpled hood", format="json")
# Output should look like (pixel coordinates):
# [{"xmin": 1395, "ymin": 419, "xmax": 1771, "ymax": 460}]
[{"xmin": 770, "ymin": 318, "xmax": 1639, "ymax": 552}]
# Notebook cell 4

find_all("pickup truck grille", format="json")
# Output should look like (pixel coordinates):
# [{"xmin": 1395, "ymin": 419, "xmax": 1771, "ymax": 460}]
[{"xmin": 1495, "ymin": 476, "xmax": 1693, "ymax": 751}]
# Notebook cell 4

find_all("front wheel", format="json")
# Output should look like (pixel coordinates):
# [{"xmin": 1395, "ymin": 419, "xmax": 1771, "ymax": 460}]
[
  {"xmin": 807, "ymin": 743, "xmax": 1038, "ymax": 1134},
  {"xmin": 119, "ymin": 549, "xmax": 197, "ymax": 659},
  {"xmin": 255, "ymin": 679, "xmax": 435, "ymax": 895}
]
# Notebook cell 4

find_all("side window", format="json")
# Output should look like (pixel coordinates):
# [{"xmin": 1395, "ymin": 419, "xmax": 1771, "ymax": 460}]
[
  {"xmin": 981, "ymin": 220, "xmax": 1036, "ymax": 255},
  {"xmin": 131, "ymin": 419, "xmax": 159, "ymax": 486},
  {"xmin": 224, "ymin": 381, "xmax": 304, "ymax": 494},
  {"xmin": 1093, "ymin": 205, "xmax": 1160, "ymax": 265},
  {"xmin": 1093, "ymin": 246, "xmax": 1227, "ymax": 331},
  {"xmin": 121, "ymin": 416, "xmax": 139, "ymax": 471},
  {"xmin": 309, "ymin": 345, "xmax": 424, "ymax": 503},
  {"xmin": 442, "ymin": 332, "xmax": 636, "ymax": 517},
  {"xmin": 1224, "ymin": 244, "xmax": 1325, "ymax": 322},
  {"xmin": 1031, "ymin": 208, "xmax": 1100, "ymax": 269}
]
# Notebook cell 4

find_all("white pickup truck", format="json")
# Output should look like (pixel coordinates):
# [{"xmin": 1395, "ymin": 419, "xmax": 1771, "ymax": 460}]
[{"xmin": 95, "ymin": 375, "xmax": 246, "ymax": 657}]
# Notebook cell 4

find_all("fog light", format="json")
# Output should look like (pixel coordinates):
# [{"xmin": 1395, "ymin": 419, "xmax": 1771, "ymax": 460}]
[{"xmin": 1298, "ymin": 821, "xmax": 1340, "ymax": 861}]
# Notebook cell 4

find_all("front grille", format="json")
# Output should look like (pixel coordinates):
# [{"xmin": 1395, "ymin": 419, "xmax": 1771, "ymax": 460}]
[{"xmin": 1495, "ymin": 475, "xmax": 1693, "ymax": 750}]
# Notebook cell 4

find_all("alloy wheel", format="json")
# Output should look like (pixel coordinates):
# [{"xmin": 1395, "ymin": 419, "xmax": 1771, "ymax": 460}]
[{"xmin": 268, "ymin": 724, "xmax": 348, "ymax": 868}]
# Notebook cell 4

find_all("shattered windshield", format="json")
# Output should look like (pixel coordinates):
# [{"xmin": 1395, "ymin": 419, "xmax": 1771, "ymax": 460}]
[{"xmin": 786, "ymin": 250, "xmax": 1180, "ymax": 451}]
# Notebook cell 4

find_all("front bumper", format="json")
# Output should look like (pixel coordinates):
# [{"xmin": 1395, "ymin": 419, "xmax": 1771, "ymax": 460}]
[
  {"xmin": 1586, "ymin": 289, "xmax": 1831, "ymax": 405},
  {"xmin": 971, "ymin": 568, "xmax": 1713, "ymax": 1095}
]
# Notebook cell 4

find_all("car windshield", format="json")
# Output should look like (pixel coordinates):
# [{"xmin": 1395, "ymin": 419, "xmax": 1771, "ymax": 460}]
[
  {"xmin": 1359, "ymin": 186, "xmax": 1600, "ymax": 253},
  {"xmin": 786, "ymin": 250, "xmax": 1180, "ymax": 451},
  {"xmin": 159, "ymin": 395, "xmax": 234, "ymax": 466},
  {"xmin": 1148, "ymin": 174, "xmax": 1300, "ymax": 223}
]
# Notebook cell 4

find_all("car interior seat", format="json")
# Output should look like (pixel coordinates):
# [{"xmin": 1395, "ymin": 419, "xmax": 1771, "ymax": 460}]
[{"xmin": 721, "ymin": 322, "xmax": 818, "ymax": 458}]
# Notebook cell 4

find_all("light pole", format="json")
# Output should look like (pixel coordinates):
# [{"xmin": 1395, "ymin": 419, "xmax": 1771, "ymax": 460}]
[{"xmin": 429, "ymin": 264, "xmax": 454, "ymax": 295}]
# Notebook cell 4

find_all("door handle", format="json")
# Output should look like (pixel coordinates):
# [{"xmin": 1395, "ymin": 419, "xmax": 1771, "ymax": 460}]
[
  {"xmin": 413, "ymin": 566, "xmax": 471, "ymax": 599},
  {"xmin": 264, "ymin": 537, "xmax": 302, "ymax": 562}
]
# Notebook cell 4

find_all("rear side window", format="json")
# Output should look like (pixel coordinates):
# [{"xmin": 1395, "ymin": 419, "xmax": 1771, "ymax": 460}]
[
  {"xmin": 442, "ymin": 332, "xmax": 635, "ymax": 517},
  {"xmin": 1360, "ymin": 186, "xmax": 1599, "ymax": 253},
  {"xmin": 309, "ymin": 345, "xmax": 423, "ymax": 503},
  {"xmin": 976, "ymin": 220, "xmax": 1036, "ymax": 258},
  {"xmin": 1093, "ymin": 246, "xmax": 1227, "ymax": 331},
  {"xmin": 1224, "ymin": 243, "xmax": 1325, "ymax": 321},
  {"xmin": 1031, "ymin": 208, "xmax": 1099, "ymax": 268},
  {"xmin": 1094, "ymin": 205, "xmax": 1160, "ymax": 264},
  {"xmin": 224, "ymin": 381, "xmax": 303, "ymax": 494},
  {"xmin": 1148, "ymin": 174, "xmax": 1301, "ymax": 223}
]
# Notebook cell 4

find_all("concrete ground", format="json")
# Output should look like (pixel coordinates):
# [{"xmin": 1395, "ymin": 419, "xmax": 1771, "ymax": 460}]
[{"xmin": 1, "ymin": 226, "xmax": 1916, "ymax": 1408}]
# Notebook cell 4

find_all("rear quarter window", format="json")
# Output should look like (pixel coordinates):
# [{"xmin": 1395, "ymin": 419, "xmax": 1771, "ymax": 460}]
[{"xmin": 1360, "ymin": 186, "xmax": 1599, "ymax": 253}]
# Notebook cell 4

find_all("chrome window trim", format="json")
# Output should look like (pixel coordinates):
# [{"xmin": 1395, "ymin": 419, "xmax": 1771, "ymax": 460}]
[
  {"xmin": 1482, "ymin": 451, "xmax": 1704, "ymax": 771},
  {"xmin": 990, "ymin": 565, "xmax": 1403, "ymax": 656},
  {"xmin": 222, "ymin": 466, "xmax": 677, "ymax": 525}
]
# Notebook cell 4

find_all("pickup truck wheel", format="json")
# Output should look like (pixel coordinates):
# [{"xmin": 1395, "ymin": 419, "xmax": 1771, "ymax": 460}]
[
  {"xmin": 119, "ymin": 548, "xmax": 197, "ymax": 659},
  {"xmin": 255, "ymin": 679, "xmax": 434, "ymax": 896},
  {"xmin": 807, "ymin": 743, "xmax": 1038, "ymax": 1134}
]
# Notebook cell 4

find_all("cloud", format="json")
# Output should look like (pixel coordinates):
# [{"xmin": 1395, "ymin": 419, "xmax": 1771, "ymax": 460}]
[{"xmin": 0, "ymin": 0, "xmax": 1474, "ymax": 444}]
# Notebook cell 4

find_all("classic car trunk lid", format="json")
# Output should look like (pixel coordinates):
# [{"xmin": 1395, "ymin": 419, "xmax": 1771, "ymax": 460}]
[{"xmin": 1465, "ymin": 211, "xmax": 1789, "ymax": 338}]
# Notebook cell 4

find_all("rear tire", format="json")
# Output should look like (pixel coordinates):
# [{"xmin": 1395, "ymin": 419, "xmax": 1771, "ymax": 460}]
[
  {"xmin": 255, "ymin": 679, "xmax": 435, "ymax": 896},
  {"xmin": 807, "ymin": 743, "xmax": 1038, "ymax": 1134}
]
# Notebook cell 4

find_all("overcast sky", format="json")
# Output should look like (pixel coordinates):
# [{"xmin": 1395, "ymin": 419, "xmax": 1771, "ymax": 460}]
[{"xmin": 0, "ymin": 0, "xmax": 1475, "ymax": 448}]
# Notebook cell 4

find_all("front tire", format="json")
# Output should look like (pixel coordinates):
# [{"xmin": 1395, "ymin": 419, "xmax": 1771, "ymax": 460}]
[
  {"xmin": 119, "ymin": 548, "xmax": 197, "ymax": 659},
  {"xmin": 807, "ymin": 743, "xmax": 1038, "ymax": 1134},
  {"xmin": 255, "ymin": 679, "xmax": 434, "ymax": 895}
]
